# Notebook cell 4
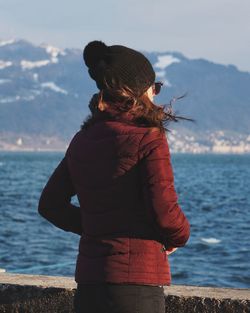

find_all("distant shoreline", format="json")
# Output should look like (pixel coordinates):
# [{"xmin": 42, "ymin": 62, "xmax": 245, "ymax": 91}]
[
  {"xmin": 0, "ymin": 148, "xmax": 66, "ymax": 153},
  {"xmin": 1, "ymin": 148, "xmax": 250, "ymax": 155}
]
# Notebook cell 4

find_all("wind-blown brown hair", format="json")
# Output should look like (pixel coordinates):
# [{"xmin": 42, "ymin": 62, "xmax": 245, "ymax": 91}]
[{"xmin": 80, "ymin": 85, "xmax": 192, "ymax": 133}]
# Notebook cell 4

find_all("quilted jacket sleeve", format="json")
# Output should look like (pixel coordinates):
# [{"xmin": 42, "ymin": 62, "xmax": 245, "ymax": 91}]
[
  {"xmin": 138, "ymin": 129, "xmax": 190, "ymax": 248},
  {"xmin": 38, "ymin": 150, "xmax": 82, "ymax": 235}
]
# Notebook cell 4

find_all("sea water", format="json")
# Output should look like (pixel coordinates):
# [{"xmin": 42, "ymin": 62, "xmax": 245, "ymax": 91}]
[{"xmin": 0, "ymin": 151, "xmax": 249, "ymax": 288}]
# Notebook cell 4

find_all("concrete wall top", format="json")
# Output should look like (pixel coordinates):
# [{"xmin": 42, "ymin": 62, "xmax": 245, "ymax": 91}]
[
  {"xmin": 0, "ymin": 272, "xmax": 249, "ymax": 300},
  {"xmin": 0, "ymin": 272, "xmax": 76, "ymax": 289}
]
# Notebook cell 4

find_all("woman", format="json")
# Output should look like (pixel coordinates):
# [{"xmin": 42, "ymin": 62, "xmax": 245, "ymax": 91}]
[{"xmin": 38, "ymin": 41, "xmax": 190, "ymax": 313}]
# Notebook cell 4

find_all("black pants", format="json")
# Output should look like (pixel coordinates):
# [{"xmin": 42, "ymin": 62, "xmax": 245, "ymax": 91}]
[{"xmin": 74, "ymin": 283, "xmax": 165, "ymax": 313}]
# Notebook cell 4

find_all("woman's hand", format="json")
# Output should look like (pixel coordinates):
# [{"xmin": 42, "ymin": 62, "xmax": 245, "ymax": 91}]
[{"xmin": 165, "ymin": 247, "xmax": 178, "ymax": 255}]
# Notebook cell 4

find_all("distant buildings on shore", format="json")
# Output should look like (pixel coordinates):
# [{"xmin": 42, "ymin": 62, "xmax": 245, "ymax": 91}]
[{"xmin": 0, "ymin": 130, "xmax": 249, "ymax": 154}]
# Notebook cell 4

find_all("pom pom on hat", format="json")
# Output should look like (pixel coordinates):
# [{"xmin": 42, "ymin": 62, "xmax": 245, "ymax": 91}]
[{"xmin": 83, "ymin": 40, "xmax": 109, "ymax": 68}]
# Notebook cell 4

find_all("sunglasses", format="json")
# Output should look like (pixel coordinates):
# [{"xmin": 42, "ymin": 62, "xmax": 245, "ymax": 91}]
[{"xmin": 152, "ymin": 81, "xmax": 163, "ymax": 95}]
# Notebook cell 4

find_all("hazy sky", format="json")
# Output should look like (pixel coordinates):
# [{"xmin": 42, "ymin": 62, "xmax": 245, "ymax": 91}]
[{"xmin": 0, "ymin": 0, "xmax": 249, "ymax": 72}]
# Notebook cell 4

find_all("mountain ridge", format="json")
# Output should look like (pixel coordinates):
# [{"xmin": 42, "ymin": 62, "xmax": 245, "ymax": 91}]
[{"xmin": 0, "ymin": 38, "xmax": 249, "ymax": 153}]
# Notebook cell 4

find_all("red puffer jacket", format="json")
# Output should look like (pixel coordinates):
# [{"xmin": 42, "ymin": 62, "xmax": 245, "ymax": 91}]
[{"xmin": 38, "ymin": 113, "xmax": 190, "ymax": 286}]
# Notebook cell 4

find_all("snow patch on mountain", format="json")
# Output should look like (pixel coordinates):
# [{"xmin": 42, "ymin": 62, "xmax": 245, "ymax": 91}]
[
  {"xmin": 33, "ymin": 73, "xmax": 39, "ymax": 81},
  {"xmin": 154, "ymin": 55, "xmax": 180, "ymax": 69},
  {"xmin": 41, "ymin": 82, "xmax": 68, "ymax": 95},
  {"xmin": 0, "ymin": 60, "xmax": 12, "ymax": 70},
  {"xmin": 0, "ymin": 89, "xmax": 41, "ymax": 104},
  {"xmin": 0, "ymin": 94, "xmax": 37, "ymax": 103},
  {"xmin": 0, "ymin": 79, "xmax": 11, "ymax": 84},
  {"xmin": 154, "ymin": 55, "xmax": 180, "ymax": 87},
  {"xmin": 0, "ymin": 97, "xmax": 16, "ymax": 104},
  {"xmin": 41, "ymin": 44, "xmax": 66, "ymax": 63},
  {"xmin": 155, "ymin": 70, "xmax": 165, "ymax": 78},
  {"xmin": 0, "ymin": 39, "xmax": 16, "ymax": 47},
  {"xmin": 155, "ymin": 71, "xmax": 172, "ymax": 87},
  {"xmin": 21, "ymin": 60, "xmax": 51, "ymax": 70}
]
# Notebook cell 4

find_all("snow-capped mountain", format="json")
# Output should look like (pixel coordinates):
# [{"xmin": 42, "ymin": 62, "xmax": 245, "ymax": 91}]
[{"xmin": 0, "ymin": 39, "xmax": 250, "ymax": 152}]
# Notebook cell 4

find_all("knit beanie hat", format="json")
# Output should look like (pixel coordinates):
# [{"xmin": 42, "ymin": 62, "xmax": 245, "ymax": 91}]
[{"xmin": 83, "ymin": 41, "xmax": 155, "ymax": 97}]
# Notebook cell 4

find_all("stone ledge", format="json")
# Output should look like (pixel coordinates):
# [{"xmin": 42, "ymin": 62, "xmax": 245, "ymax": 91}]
[
  {"xmin": 0, "ymin": 273, "xmax": 76, "ymax": 290},
  {"xmin": 0, "ymin": 273, "xmax": 249, "ymax": 313}
]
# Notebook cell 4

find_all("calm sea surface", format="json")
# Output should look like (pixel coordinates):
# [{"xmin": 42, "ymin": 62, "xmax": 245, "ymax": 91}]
[{"xmin": 0, "ymin": 151, "xmax": 249, "ymax": 288}]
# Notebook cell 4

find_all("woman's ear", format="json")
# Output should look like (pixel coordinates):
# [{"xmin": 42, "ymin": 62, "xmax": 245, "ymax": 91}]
[
  {"xmin": 146, "ymin": 86, "xmax": 154, "ymax": 101},
  {"xmin": 98, "ymin": 100, "xmax": 107, "ymax": 111}
]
